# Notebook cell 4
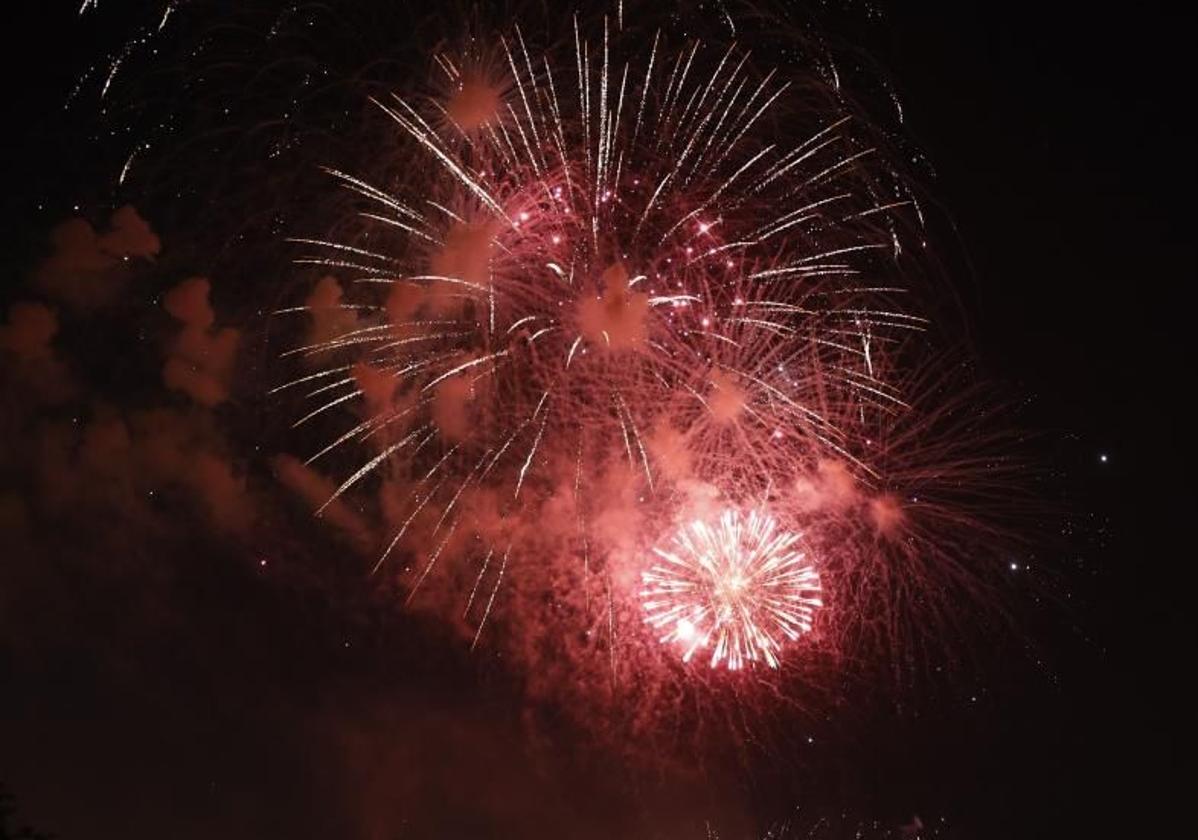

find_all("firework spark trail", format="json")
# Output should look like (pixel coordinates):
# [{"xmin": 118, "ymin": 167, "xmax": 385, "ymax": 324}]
[{"xmin": 471, "ymin": 545, "xmax": 510, "ymax": 650}]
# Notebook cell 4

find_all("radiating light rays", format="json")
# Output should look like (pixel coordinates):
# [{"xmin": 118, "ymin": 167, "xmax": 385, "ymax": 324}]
[
  {"xmin": 641, "ymin": 509, "xmax": 822, "ymax": 670},
  {"xmin": 276, "ymin": 17, "xmax": 927, "ymax": 655}
]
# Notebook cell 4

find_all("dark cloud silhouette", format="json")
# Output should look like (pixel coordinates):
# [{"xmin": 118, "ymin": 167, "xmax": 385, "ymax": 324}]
[
  {"xmin": 162, "ymin": 277, "xmax": 240, "ymax": 407},
  {"xmin": 3, "ymin": 211, "xmax": 257, "ymax": 552},
  {"xmin": 33, "ymin": 206, "xmax": 160, "ymax": 308},
  {"xmin": 0, "ymin": 301, "xmax": 74, "ymax": 403}
]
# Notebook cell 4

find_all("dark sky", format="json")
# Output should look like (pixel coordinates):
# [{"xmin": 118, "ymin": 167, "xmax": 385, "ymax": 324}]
[{"xmin": 1, "ymin": 2, "xmax": 1192, "ymax": 838}]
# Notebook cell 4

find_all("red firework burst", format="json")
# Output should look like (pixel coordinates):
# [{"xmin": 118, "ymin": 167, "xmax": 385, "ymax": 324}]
[{"xmin": 257, "ymin": 6, "xmax": 1018, "ymax": 715}]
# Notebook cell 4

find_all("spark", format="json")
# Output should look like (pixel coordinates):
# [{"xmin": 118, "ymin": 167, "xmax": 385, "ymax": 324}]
[{"xmin": 641, "ymin": 509, "xmax": 822, "ymax": 670}]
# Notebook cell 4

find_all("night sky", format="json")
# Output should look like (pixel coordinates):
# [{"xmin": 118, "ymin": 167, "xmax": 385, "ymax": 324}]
[{"xmin": 1, "ymin": 3, "xmax": 1191, "ymax": 838}]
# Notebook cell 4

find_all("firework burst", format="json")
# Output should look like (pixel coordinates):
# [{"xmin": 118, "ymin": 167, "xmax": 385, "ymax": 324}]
[
  {"xmin": 641, "ymin": 509, "xmax": 822, "ymax": 670},
  {"xmin": 269, "ymin": 10, "xmax": 935, "ymax": 673}
]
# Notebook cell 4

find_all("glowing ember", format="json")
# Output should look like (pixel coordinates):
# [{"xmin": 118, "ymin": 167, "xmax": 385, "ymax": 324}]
[{"xmin": 641, "ymin": 509, "xmax": 822, "ymax": 670}]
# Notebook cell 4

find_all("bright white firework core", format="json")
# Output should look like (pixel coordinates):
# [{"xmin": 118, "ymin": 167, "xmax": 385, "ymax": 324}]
[{"xmin": 640, "ymin": 509, "xmax": 822, "ymax": 670}]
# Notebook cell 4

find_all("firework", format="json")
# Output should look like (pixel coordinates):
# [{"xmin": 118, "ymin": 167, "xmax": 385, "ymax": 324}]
[
  {"xmin": 641, "ymin": 509, "xmax": 822, "ymax": 670},
  {"xmin": 73, "ymin": 1, "xmax": 1018, "ymax": 698},
  {"xmin": 268, "ymin": 10, "xmax": 934, "ymax": 668}
]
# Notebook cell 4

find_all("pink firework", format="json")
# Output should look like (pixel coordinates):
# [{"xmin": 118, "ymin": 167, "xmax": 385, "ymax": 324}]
[
  {"xmin": 278, "ymin": 18, "xmax": 921, "ymax": 612},
  {"xmin": 259, "ymin": 7, "xmax": 1014, "ymax": 707},
  {"xmin": 641, "ymin": 509, "xmax": 822, "ymax": 670}
]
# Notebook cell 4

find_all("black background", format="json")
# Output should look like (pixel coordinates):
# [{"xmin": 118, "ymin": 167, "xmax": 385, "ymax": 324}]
[{"xmin": 2, "ymin": 2, "xmax": 1191, "ymax": 837}]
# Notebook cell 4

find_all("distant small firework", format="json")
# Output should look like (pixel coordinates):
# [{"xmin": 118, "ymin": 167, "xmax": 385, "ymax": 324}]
[{"xmin": 641, "ymin": 509, "xmax": 822, "ymax": 670}]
